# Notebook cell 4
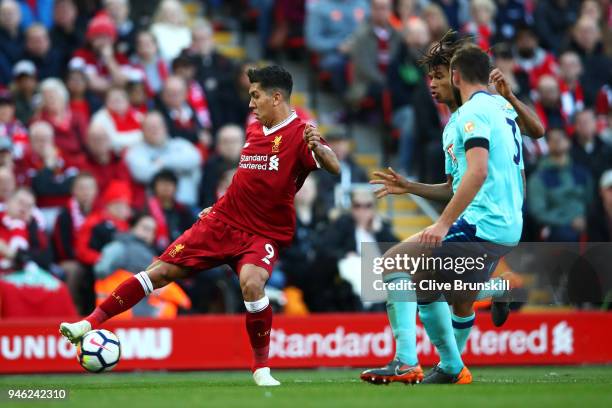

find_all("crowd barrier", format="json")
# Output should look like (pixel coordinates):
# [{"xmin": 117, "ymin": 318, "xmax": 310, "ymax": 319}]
[{"xmin": 1, "ymin": 311, "xmax": 610, "ymax": 373}]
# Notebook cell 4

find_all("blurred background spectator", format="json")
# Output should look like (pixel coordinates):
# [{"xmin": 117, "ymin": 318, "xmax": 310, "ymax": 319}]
[{"xmin": 0, "ymin": 0, "xmax": 609, "ymax": 317}]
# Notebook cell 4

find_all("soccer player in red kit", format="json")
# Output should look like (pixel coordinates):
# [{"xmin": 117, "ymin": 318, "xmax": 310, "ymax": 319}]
[{"xmin": 59, "ymin": 65, "xmax": 340, "ymax": 386}]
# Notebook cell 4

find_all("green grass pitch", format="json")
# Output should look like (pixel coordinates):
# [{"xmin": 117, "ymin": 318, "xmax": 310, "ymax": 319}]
[{"xmin": 1, "ymin": 367, "xmax": 611, "ymax": 408}]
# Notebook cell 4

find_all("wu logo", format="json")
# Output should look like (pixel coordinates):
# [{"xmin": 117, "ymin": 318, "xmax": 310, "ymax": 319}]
[{"xmin": 268, "ymin": 155, "xmax": 279, "ymax": 171}]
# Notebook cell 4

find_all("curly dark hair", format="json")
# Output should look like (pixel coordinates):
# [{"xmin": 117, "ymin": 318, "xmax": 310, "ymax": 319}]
[
  {"xmin": 247, "ymin": 65, "xmax": 293, "ymax": 99},
  {"xmin": 418, "ymin": 30, "xmax": 472, "ymax": 72}
]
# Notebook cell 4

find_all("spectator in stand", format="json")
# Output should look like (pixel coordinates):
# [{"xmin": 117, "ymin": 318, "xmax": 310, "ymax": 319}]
[
  {"xmin": 199, "ymin": 124, "xmax": 243, "ymax": 208},
  {"xmin": 125, "ymin": 74, "xmax": 150, "ymax": 114},
  {"xmin": 91, "ymin": 87, "xmax": 143, "ymax": 153},
  {"xmin": 22, "ymin": 23, "xmax": 64, "ymax": 80},
  {"xmin": 157, "ymin": 75, "xmax": 208, "ymax": 146},
  {"xmin": 32, "ymin": 78, "xmax": 87, "ymax": 158},
  {"xmin": 492, "ymin": 42, "xmax": 530, "ymax": 102},
  {"xmin": 317, "ymin": 189, "xmax": 397, "ymax": 311},
  {"xmin": 534, "ymin": 0, "xmax": 580, "ymax": 54},
  {"xmin": 462, "ymin": 0, "xmax": 496, "ymax": 50},
  {"xmin": 104, "ymin": 0, "xmax": 137, "ymax": 56},
  {"xmin": 145, "ymin": 169, "xmax": 193, "ymax": 249},
  {"xmin": 305, "ymin": 0, "xmax": 369, "ymax": 94},
  {"xmin": 75, "ymin": 181, "xmax": 132, "ymax": 266},
  {"xmin": 494, "ymin": 0, "xmax": 526, "ymax": 42},
  {"xmin": 49, "ymin": 0, "xmax": 83, "ymax": 67},
  {"xmin": 534, "ymin": 75, "xmax": 568, "ymax": 133},
  {"xmin": 52, "ymin": 172, "xmax": 97, "ymax": 314},
  {"xmin": 528, "ymin": 128, "xmax": 592, "ymax": 242},
  {"xmin": 77, "ymin": 122, "xmax": 133, "ymax": 206},
  {"xmin": 279, "ymin": 175, "xmax": 327, "ymax": 310},
  {"xmin": 17, "ymin": 0, "xmax": 53, "ymax": 29},
  {"xmin": 71, "ymin": 14, "xmax": 129, "ymax": 94},
  {"xmin": 0, "ymin": 89, "xmax": 28, "ymax": 160},
  {"xmin": 390, "ymin": 0, "xmax": 421, "ymax": 29},
  {"xmin": 512, "ymin": 24, "xmax": 558, "ymax": 89},
  {"xmin": 172, "ymin": 56, "xmax": 213, "ymax": 146},
  {"xmin": 422, "ymin": 3, "xmax": 450, "ymax": 42},
  {"xmin": 571, "ymin": 109, "xmax": 612, "ymax": 185},
  {"xmin": 566, "ymin": 16, "xmax": 610, "ymax": 106},
  {"xmin": 25, "ymin": 122, "xmax": 79, "ymax": 214},
  {"xmin": 432, "ymin": 0, "xmax": 469, "ymax": 31},
  {"xmin": 588, "ymin": 169, "xmax": 612, "ymax": 241},
  {"xmin": 125, "ymin": 111, "xmax": 201, "ymax": 208},
  {"xmin": 558, "ymin": 51, "xmax": 585, "ymax": 129},
  {"xmin": 150, "ymin": 0, "xmax": 191, "ymax": 62},
  {"xmin": 11, "ymin": 60, "xmax": 38, "ymax": 124},
  {"xmin": 316, "ymin": 129, "xmax": 368, "ymax": 215},
  {"xmin": 65, "ymin": 62, "xmax": 102, "ymax": 122},
  {"xmin": 94, "ymin": 212, "xmax": 157, "ymax": 278},
  {"xmin": 181, "ymin": 20, "xmax": 237, "ymax": 130},
  {"xmin": 75, "ymin": 179, "xmax": 131, "ymax": 312},
  {"xmin": 131, "ymin": 30, "xmax": 168, "ymax": 97},
  {"xmin": 388, "ymin": 17, "xmax": 431, "ymax": 176},
  {"xmin": 0, "ymin": 187, "xmax": 34, "ymax": 274},
  {"xmin": 347, "ymin": 0, "xmax": 401, "ymax": 108},
  {"xmin": 0, "ymin": 0, "xmax": 24, "ymax": 67}
]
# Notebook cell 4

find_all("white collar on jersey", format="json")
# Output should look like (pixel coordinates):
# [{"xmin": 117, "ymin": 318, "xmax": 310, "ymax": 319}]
[{"xmin": 262, "ymin": 110, "xmax": 298, "ymax": 136}]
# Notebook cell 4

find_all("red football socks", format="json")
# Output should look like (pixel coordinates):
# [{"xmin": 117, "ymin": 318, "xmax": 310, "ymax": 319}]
[
  {"xmin": 245, "ymin": 304, "xmax": 273, "ymax": 371},
  {"xmin": 85, "ymin": 274, "xmax": 151, "ymax": 328}
]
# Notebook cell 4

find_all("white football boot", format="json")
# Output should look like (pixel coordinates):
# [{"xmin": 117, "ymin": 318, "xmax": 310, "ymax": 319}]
[
  {"xmin": 59, "ymin": 320, "xmax": 92, "ymax": 344},
  {"xmin": 253, "ymin": 367, "xmax": 281, "ymax": 386}
]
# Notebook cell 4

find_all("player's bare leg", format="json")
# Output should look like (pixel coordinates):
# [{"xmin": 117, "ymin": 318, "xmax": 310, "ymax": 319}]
[
  {"xmin": 240, "ymin": 264, "xmax": 280, "ymax": 386},
  {"xmin": 60, "ymin": 261, "xmax": 189, "ymax": 343}
]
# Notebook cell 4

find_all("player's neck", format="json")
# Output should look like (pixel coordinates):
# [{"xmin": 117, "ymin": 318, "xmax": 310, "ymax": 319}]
[
  {"xmin": 460, "ymin": 83, "xmax": 488, "ymax": 105},
  {"xmin": 267, "ymin": 105, "xmax": 292, "ymax": 129}
]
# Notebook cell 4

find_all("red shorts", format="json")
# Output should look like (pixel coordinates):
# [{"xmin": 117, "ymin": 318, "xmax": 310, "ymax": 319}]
[{"xmin": 158, "ymin": 213, "xmax": 279, "ymax": 275}]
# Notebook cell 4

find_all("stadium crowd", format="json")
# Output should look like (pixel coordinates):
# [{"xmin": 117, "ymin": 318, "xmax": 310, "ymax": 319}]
[{"xmin": 0, "ymin": 0, "xmax": 610, "ymax": 318}]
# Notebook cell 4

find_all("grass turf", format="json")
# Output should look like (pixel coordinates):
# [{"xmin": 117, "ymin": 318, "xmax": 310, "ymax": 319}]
[{"xmin": 1, "ymin": 366, "xmax": 611, "ymax": 408}]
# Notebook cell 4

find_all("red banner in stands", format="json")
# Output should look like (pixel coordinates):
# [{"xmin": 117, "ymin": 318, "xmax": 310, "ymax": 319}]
[{"xmin": 1, "ymin": 312, "xmax": 610, "ymax": 373}]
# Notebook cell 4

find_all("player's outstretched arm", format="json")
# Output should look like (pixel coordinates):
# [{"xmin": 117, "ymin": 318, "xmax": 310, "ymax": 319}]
[
  {"xmin": 304, "ymin": 125, "xmax": 341, "ymax": 175},
  {"xmin": 420, "ymin": 148, "xmax": 488, "ymax": 247},
  {"xmin": 490, "ymin": 68, "xmax": 545, "ymax": 139},
  {"xmin": 370, "ymin": 167, "xmax": 453, "ymax": 202}
]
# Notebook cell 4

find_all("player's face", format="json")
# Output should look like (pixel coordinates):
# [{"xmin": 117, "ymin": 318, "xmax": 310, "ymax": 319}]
[
  {"xmin": 249, "ymin": 83, "xmax": 275, "ymax": 127},
  {"xmin": 428, "ymin": 65, "xmax": 454, "ymax": 106}
]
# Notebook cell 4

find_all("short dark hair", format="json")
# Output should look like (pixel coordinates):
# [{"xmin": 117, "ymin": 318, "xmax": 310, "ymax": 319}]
[
  {"xmin": 130, "ymin": 211, "xmax": 154, "ymax": 228},
  {"xmin": 247, "ymin": 65, "xmax": 293, "ymax": 99},
  {"xmin": 450, "ymin": 44, "xmax": 491, "ymax": 85},
  {"xmin": 151, "ymin": 169, "xmax": 178, "ymax": 189}
]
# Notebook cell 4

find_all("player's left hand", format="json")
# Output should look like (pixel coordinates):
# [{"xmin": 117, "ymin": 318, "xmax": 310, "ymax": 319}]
[
  {"xmin": 303, "ymin": 124, "xmax": 321, "ymax": 151},
  {"xmin": 419, "ymin": 221, "xmax": 450, "ymax": 248},
  {"xmin": 489, "ymin": 68, "xmax": 513, "ymax": 100}
]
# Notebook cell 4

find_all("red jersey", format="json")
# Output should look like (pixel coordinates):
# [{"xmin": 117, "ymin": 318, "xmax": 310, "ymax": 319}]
[{"xmin": 213, "ymin": 112, "xmax": 325, "ymax": 246}]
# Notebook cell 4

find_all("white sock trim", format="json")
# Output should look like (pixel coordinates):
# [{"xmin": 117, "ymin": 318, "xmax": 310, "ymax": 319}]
[
  {"xmin": 245, "ymin": 296, "xmax": 269, "ymax": 313},
  {"xmin": 135, "ymin": 271, "xmax": 153, "ymax": 295}
]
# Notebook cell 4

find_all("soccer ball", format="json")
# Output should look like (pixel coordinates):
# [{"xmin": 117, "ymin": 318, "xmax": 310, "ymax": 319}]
[{"xmin": 77, "ymin": 329, "xmax": 121, "ymax": 373}]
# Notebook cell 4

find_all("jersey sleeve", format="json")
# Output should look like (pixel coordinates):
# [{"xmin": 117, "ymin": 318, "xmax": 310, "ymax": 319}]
[{"xmin": 457, "ymin": 109, "xmax": 491, "ymax": 151}]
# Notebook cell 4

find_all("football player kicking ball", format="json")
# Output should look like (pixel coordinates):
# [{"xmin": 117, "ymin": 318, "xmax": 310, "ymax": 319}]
[
  {"xmin": 60, "ymin": 66, "xmax": 340, "ymax": 386},
  {"xmin": 361, "ymin": 34, "xmax": 544, "ymax": 385}
]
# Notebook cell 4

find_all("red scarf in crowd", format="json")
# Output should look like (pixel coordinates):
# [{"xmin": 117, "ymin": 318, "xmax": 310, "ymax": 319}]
[
  {"xmin": 108, "ymin": 108, "xmax": 143, "ymax": 132},
  {"xmin": 187, "ymin": 80, "xmax": 212, "ymax": 129},
  {"xmin": 147, "ymin": 196, "xmax": 170, "ymax": 249},
  {"xmin": 559, "ymin": 80, "xmax": 584, "ymax": 120}
]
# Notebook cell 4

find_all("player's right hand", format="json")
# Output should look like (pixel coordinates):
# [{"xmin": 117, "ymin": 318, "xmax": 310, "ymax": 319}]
[
  {"xmin": 369, "ymin": 167, "xmax": 411, "ymax": 198},
  {"xmin": 199, "ymin": 206, "xmax": 212, "ymax": 219}
]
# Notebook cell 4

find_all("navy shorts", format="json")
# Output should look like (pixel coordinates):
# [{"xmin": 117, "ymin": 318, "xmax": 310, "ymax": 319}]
[{"xmin": 430, "ymin": 217, "xmax": 513, "ymax": 284}]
